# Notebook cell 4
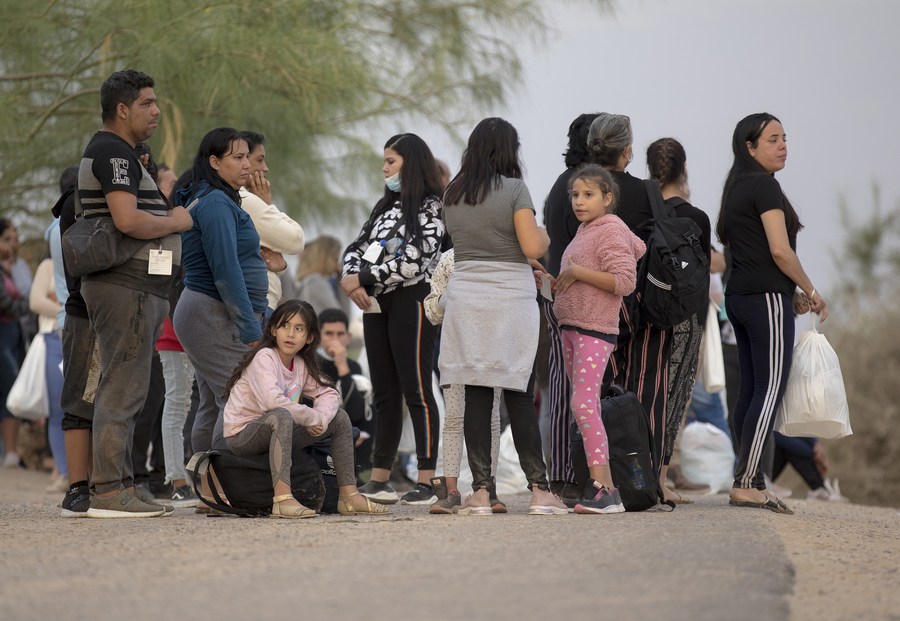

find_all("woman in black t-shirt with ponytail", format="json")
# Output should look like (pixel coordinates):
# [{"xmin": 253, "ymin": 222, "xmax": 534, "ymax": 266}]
[{"xmin": 716, "ymin": 113, "xmax": 827, "ymax": 515}]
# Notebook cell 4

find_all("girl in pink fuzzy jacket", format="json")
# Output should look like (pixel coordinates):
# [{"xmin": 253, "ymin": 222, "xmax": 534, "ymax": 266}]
[{"xmin": 551, "ymin": 165, "xmax": 646, "ymax": 514}]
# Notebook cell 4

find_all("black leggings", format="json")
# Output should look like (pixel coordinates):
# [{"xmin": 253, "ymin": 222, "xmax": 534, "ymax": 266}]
[
  {"xmin": 363, "ymin": 282, "xmax": 440, "ymax": 471},
  {"xmin": 464, "ymin": 372, "xmax": 549, "ymax": 491},
  {"xmin": 726, "ymin": 292, "xmax": 795, "ymax": 490}
]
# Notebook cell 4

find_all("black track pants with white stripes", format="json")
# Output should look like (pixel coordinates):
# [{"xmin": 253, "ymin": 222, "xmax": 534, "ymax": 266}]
[{"xmin": 726, "ymin": 292, "xmax": 795, "ymax": 490}]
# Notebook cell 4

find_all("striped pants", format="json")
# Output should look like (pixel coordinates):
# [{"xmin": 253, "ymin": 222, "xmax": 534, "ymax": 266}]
[
  {"xmin": 725, "ymin": 292, "xmax": 795, "ymax": 490},
  {"xmin": 602, "ymin": 296, "xmax": 672, "ymax": 471},
  {"xmin": 541, "ymin": 298, "xmax": 576, "ymax": 484}
]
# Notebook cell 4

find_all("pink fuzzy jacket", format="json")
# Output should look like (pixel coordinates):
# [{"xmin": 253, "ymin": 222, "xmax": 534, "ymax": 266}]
[
  {"xmin": 223, "ymin": 348, "xmax": 340, "ymax": 437},
  {"xmin": 553, "ymin": 213, "xmax": 646, "ymax": 335}
]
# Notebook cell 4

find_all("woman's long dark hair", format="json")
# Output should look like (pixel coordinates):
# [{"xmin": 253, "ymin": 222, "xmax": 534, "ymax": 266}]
[
  {"xmin": 360, "ymin": 133, "xmax": 443, "ymax": 246},
  {"xmin": 443, "ymin": 117, "xmax": 523, "ymax": 206},
  {"xmin": 223, "ymin": 299, "xmax": 333, "ymax": 400},
  {"xmin": 716, "ymin": 113, "xmax": 802, "ymax": 245},
  {"xmin": 184, "ymin": 127, "xmax": 246, "ymax": 205}
]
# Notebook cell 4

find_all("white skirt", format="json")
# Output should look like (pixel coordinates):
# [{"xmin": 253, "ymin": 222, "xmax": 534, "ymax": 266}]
[{"xmin": 438, "ymin": 260, "xmax": 539, "ymax": 392}]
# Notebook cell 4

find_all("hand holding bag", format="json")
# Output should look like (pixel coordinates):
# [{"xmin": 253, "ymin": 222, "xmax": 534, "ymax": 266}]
[
  {"xmin": 775, "ymin": 315, "xmax": 852, "ymax": 439},
  {"xmin": 6, "ymin": 333, "xmax": 49, "ymax": 421}
]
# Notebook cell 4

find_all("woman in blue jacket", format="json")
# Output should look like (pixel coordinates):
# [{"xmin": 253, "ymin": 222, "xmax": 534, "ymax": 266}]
[{"xmin": 173, "ymin": 128, "xmax": 268, "ymax": 459}]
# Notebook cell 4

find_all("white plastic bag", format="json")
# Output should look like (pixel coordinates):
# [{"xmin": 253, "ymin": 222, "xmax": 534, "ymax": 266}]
[
  {"xmin": 6, "ymin": 333, "xmax": 49, "ymax": 421},
  {"xmin": 698, "ymin": 300, "xmax": 726, "ymax": 392},
  {"xmin": 775, "ymin": 319, "xmax": 852, "ymax": 439},
  {"xmin": 679, "ymin": 422, "xmax": 734, "ymax": 493}
]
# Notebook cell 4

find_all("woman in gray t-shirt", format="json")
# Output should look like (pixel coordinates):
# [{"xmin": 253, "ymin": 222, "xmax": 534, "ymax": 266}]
[{"xmin": 440, "ymin": 117, "xmax": 566, "ymax": 516}]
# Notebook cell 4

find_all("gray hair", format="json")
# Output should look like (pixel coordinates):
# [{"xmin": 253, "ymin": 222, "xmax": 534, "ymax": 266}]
[{"xmin": 587, "ymin": 113, "xmax": 633, "ymax": 167}]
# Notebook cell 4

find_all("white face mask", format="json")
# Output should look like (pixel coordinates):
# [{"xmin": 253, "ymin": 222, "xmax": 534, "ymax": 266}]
[{"xmin": 385, "ymin": 171, "xmax": 401, "ymax": 193}]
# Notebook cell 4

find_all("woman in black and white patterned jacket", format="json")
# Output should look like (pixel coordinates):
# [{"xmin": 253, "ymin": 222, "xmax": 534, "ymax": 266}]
[{"xmin": 341, "ymin": 133, "xmax": 445, "ymax": 506}]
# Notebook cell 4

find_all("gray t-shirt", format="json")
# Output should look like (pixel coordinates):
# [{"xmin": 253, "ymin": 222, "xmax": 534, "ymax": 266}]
[{"xmin": 444, "ymin": 176, "xmax": 534, "ymax": 263}]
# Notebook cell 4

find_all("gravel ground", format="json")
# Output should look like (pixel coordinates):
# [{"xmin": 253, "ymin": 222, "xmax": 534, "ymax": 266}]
[{"xmin": 0, "ymin": 467, "xmax": 897, "ymax": 621}]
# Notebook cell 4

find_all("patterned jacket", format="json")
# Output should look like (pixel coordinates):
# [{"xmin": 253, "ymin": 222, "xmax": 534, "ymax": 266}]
[{"xmin": 342, "ymin": 198, "xmax": 444, "ymax": 297}]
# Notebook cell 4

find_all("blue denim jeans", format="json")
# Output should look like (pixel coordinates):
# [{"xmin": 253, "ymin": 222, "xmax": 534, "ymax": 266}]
[
  {"xmin": 44, "ymin": 331, "xmax": 67, "ymax": 475},
  {"xmin": 159, "ymin": 350, "xmax": 194, "ymax": 484},
  {"xmin": 81, "ymin": 280, "xmax": 168, "ymax": 494},
  {"xmin": 686, "ymin": 379, "xmax": 731, "ymax": 442}
]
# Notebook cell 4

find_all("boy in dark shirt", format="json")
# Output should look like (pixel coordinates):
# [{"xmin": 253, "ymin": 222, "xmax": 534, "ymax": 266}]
[{"xmin": 317, "ymin": 308, "xmax": 372, "ymax": 479}]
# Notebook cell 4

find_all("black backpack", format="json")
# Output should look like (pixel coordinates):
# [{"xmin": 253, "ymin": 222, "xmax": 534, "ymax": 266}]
[
  {"xmin": 634, "ymin": 180, "xmax": 709, "ymax": 328},
  {"xmin": 570, "ymin": 385, "xmax": 673, "ymax": 511},
  {"xmin": 188, "ymin": 446, "xmax": 325, "ymax": 517}
]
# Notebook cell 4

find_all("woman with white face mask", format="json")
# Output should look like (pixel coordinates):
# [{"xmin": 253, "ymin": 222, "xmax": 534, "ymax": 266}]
[{"xmin": 341, "ymin": 133, "xmax": 445, "ymax": 506}]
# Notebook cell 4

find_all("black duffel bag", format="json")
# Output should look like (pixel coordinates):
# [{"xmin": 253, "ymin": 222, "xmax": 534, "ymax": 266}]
[{"xmin": 188, "ymin": 446, "xmax": 324, "ymax": 517}]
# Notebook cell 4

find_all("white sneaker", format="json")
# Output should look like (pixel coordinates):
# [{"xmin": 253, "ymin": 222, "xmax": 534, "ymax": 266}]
[
  {"xmin": 807, "ymin": 478, "xmax": 849, "ymax": 503},
  {"xmin": 2, "ymin": 452, "xmax": 20, "ymax": 468}
]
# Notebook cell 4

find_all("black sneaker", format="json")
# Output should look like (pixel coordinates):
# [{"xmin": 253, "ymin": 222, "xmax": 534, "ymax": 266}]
[
  {"xmin": 61, "ymin": 485, "xmax": 91, "ymax": 518},
  {"xmin": 359, "ymin": 480, "xmax": 400, "ymax": 505},
  {"xmin": 170, "ymin": 485, "xmax": 199, "ymax": 508},
  {"xmin": 400, "ymin": 483, "xmax": 436, "ymax": 505}
]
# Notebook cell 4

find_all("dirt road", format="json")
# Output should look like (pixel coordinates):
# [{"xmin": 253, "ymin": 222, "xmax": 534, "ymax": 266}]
[{"xmin": 0, "ymin": 468, "xmax": 897, "ymax": 621}]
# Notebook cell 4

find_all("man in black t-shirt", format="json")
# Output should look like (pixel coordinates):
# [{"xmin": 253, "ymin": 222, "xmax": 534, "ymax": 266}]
[{"xmin": 73, "ymin": 70, "xmax": 192, "ymax": 518}]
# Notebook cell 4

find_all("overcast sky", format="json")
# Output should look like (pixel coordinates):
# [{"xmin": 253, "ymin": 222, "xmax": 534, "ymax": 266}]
[{"xmin": 425, "ymin": 0, "xmax": 900, "ymax": 297}]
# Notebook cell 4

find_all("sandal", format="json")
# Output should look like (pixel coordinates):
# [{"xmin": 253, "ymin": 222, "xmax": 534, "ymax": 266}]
[
  {"xmin": 729, "ymin": 497, "xmax": 792, "ymax": 515},
  {"xmin": 337, "ymin": 492, "xmax": 390, "ymax": 515},
  {"xmin": 271, "ymin": 493, "xmax": 317, "ymax": 519}
]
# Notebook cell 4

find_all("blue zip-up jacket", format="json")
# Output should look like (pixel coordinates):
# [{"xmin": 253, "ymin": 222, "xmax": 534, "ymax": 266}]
[{"xmin": 179, "ymin": 182, "xmax": 268, "ymax": 343}]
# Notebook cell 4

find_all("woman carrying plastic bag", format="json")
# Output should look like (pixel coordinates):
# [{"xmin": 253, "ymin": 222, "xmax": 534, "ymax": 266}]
[{"xmin": 775, "ymin": 315, "xmax": 851, "ymax": 439}]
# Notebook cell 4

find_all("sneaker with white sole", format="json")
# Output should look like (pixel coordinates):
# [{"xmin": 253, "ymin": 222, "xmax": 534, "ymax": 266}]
[
  {"xmin": 529, "ymin": 490, "xmax": 569, "ymax": 515},
  {"xmin": 61, "ymin": 485, "xmax": 91, "ymax": 518},
  {"xmin": 400, "ymin": 482, "xmax": 436, "ymax": 505},
  {"xmin": 574, "ymin": 481, "xmax": 625, "ymax": 514},
  {"xmin": 133, "ymin": 484, "xmax": 175, "ymax": 516},
  {"xmin": 807, "ymin": 478, "xmax": 849, "ymax": 503},
  {"xmin": 87, "ymin": 489, "xmax": 166, "ymax": 518},
  {"xmin": 358, "ymin": 480, "xmax": 400, "ymax": 505},
  {"xmin": 170, "ymin": 485, "xmax": 200, "ymax": 508}
]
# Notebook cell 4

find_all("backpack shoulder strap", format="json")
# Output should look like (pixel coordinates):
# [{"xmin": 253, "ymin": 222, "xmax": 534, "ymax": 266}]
[{"xmin": 643, "ymin": 179, "xmax": 674, "ymax": 220}]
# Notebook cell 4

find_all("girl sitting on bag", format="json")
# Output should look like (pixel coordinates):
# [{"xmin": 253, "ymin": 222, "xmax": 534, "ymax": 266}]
[{"xmin": 223, "ymin": 299, "xmax": 388, "ymax": 518}]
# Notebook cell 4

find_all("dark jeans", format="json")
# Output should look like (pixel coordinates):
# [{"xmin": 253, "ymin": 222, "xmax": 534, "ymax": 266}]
[
  {"xmin": 132, "ymin": 351, "xmax": 165, "ymax": 487},
  {"xmin": 363, "ymin": 283, "xmax": 439, "ymax": 471},
  {"xmin": 464, "ymin": 372, "xmax": 548, "ymax": 491},
  {"xmin": 81, "ymin": 280, "xmax": 168, "ymax": 494},
  {"xmin": 726, "ymin": 292, "xmax": 794, "ymax": 490}
]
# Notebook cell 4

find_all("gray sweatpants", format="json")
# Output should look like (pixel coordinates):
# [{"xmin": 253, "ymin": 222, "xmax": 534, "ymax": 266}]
[
  {"xmin": 225, "ymin": 408, "xmax": 357, "ymax": 490},
  {"xmin": 174, "ymin": 288, "xmax": 257, "ymax": 454},
  {"xmin": 80, "ymin": 280, "xmax": 168, "ymax": 494}
]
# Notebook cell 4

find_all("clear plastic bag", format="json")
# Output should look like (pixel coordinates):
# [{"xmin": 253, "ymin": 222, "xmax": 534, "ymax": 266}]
[
  {"xmin": 6, "ymin": 333, "xmax": 49, "ymax": 421},
  {"xmin": 775, "ymin": 318, "xmax": 852, "ymax": 439}
]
